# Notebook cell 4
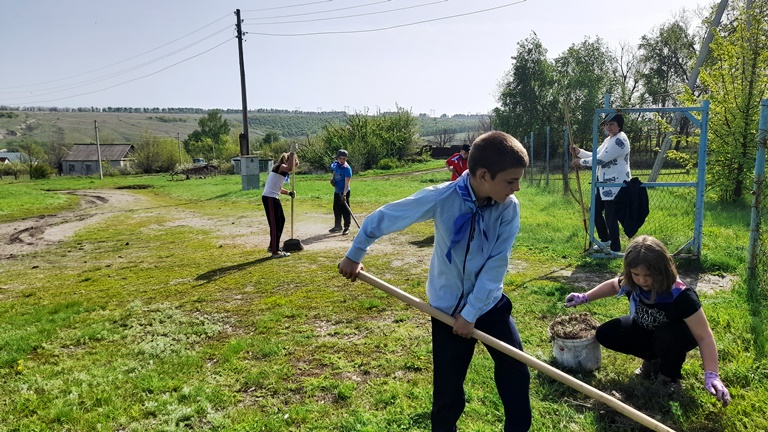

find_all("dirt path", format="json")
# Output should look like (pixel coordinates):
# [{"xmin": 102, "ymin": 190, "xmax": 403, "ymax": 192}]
[
  {"xmin": 0, "ymin": 189, "xmax": 736, "ymax": 293},
  {"xmin": 0, "ymin": 190, "xmax": 142, "ymax": 259},
  {"xmin": 0, "ymin": 189, "xmax": 404, "ymax": 259}
]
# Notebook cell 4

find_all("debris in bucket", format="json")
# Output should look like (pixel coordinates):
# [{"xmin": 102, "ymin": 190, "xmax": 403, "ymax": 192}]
[{"xmin": 549, "ymin": 312, "xmax": 599, "ymax": 340}]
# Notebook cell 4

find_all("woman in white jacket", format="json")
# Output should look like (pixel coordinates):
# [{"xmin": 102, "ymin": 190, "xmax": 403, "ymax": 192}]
[{"xmin": 570, "ymin": 113, "xmax": 631, "ymax": 257}]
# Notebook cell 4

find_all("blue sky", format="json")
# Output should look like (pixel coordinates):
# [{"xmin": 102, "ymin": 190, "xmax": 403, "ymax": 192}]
[{"xmin": 0, "ymin": 0, "xmax": 707, "ymax": 116}]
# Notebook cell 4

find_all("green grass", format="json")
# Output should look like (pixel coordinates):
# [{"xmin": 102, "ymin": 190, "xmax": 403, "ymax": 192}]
[{"xmin": 0, "ymin": 169, "xmax": 765, "ymax": 431}]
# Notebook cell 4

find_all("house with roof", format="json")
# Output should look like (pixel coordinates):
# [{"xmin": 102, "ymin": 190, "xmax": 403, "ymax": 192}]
[
  {"xmin": 62, "ymin": 144, "xmax": 134, "ymax": 175},
  {"xmin": 0, "ymin": 151, "xmax": 30, "ymax": 164}
]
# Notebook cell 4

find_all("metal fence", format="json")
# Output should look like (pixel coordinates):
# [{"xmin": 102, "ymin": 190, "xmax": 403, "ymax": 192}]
[{"xmin": 747, "ymin": 100, "xmax": 768, "ymax": 343}]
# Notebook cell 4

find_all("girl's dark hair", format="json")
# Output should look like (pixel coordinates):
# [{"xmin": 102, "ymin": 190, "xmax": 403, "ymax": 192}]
[
  {"xmin": 619, "ymin": 235, "xmax": 677, "ymax": 301},
  {"xmin": 467, "ymin": 131, "xmax": 529, "ymax": 179}
]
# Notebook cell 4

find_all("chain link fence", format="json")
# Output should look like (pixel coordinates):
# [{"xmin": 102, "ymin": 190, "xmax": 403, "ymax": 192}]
[{"xmin": 522, "ymin": 104, "xmax": 708, "ymax": 256}]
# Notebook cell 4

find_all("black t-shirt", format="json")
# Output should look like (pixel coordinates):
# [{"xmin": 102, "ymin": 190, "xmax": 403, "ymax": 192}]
[{"xmin": 631, "ymin": 288, "xmax": 702, "ymax": 330}]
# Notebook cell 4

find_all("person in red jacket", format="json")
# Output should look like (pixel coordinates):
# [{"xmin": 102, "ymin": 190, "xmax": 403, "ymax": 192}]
[{"xmin": 446, "ymin": 143, "xmax": 470, "ymax": 181}]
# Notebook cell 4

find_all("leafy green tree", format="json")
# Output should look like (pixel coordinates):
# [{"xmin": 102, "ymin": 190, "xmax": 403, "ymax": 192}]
[
  {"xmin": 261, "ymin": 131, "xmax": 281, "ymax": 146},
  {"xmin": 133, "ymin": 131, "xmax": 182, "ymax": 173},
  {"xmin": 697, "ymin": 0, "xmax": 768, "ymax": 201},
  {"xmin": 494, "ymin": 33, "xmax": 555, "ymax": 141},
  {"xmin": 29, "ymin": 162, "xmax": 55, "ymax": 179},
  {"xmin": 187, "ymin": 137, "xmax": 216, "ymax": 162},
  {"xmin": 198, "ymin": 110, "xmax": 230, "ymax": 145},
  {"xmin": 638, "ymin": 19, "xmax": 697, "ymax": 107},
  {"xmin": 183, "ymin": 110, "xmax": 231, "ymax": 159},
  {"xmin": 0, "ymin": 161, "xmax": 27, "ymax": 180},
  {"xmin": 319, "ymin": 107, "xmax": 419, "ymax": 171},
  {"xmin": 553, "ymin": 36, "xmax": 618, "ymax": 147},
  {"xmin": 16, "ymin": 140, "xmax": 47, "ymax": 179}
]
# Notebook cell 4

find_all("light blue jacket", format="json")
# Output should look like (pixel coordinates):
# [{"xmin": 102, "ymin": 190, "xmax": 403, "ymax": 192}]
[{"xmin": 345, "ymin": 178, "xmax": 520, "ymax": 323}]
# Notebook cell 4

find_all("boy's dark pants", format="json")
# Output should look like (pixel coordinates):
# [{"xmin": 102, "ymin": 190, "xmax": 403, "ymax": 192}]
[
  {"xmin": 595, "ymin": 315, "xmax": 698, "ymax": 380},
  {"xmin": 332, "ymin": 190, "xmax": 351, "ymax": 229},
  {"xmin": 431, "ymin": 294, "xmax": 531, "ymax": 432},
  {"xmin": 593, "ymin": 192, "xmax": 621, "ymax": 252}
]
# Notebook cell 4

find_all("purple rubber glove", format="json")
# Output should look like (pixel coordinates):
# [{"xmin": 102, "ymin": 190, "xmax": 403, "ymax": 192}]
[
  {"xmin": 564, "ymin": 293, "xmax": 589, "ymax": 307},
  {"xmin": 704, "ymin": 371, "xmax": 731, "ymax": 407}
]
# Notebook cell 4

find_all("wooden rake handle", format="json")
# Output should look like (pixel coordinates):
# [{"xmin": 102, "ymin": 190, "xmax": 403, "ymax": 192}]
[{"xmin": 356, "ymin": 270, "xmax": 676, "ymax": 432}]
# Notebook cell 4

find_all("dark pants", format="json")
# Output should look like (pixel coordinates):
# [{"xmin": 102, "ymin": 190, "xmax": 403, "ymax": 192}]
[
  {"xmin": 332, "ymin": 190, "xmax": 351, "ymax": 229},
  {"xmin": 594, "ymin": 192, "xmax": 621, "ymax": 251},
  {"xmin": 595, "ymin": 315, "xmax": 698, "ymax": 380},
  {"xmin": 431, "ymin": 295, "xmax": 531, "ymax": 432},
  {"xmin": 262, "ymin": 196, "xmax": 285, "ymax": 253}
]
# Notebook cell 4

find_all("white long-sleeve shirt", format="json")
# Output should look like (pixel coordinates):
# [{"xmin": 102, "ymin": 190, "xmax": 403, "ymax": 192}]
[
  {"xmin": 345, "ymin": 177, "xmax": 520, "ymax": 323},
  {"xmin": 577, "ymin": 131, "xmax": 631, "ymax": 200}
]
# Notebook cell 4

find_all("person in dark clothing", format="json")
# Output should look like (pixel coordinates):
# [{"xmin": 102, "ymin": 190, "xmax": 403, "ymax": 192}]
[{"xmin": 570, "ymin": 113, "xmax": 631, "ymax": 257}]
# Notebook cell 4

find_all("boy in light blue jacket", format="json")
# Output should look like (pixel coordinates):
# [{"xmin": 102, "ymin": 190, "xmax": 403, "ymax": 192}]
[{"xmin": 339, "ymin": 131, "xmax": 532, "ymax": 431}]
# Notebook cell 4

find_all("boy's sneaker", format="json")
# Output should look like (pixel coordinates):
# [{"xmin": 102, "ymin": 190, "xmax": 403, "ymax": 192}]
[
  {"xmin": 342, "ymin": 228, "xmax": 350, "ymax": 235},
  {"xmin": 610, "ymin": 251, "xmax": 625, "ymax": 258},
  {"xmin": 329, "ymin": 226, "xmax": 342, "ymax": 233}
]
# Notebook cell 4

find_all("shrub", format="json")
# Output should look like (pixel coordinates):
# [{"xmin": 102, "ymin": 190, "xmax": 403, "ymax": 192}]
[
  {"xmin": 29, "ymin": 163, "xmax": 55, "ymax": 179},
  {"xmin": 376, "ymin": 158, "xmax": 399, "ymax": 170}
]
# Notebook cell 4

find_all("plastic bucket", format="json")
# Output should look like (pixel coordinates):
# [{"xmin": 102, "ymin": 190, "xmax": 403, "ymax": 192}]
[{"xmin": 549, "ymin": 333, "xmax": 602, "ymax": 372}]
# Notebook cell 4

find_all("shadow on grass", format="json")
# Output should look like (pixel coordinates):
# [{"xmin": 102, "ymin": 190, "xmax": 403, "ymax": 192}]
[
  {"xmin": 533, "ymin": 370, "xmax": 725, "ymax": 431},
  {"xmin": 194, "ymin": 256, "xmax": 274, "ymax": 283},
  {"xmin": 517, "ymin": 262, "xmax": 616, "ymax": 292},
  {"xmin": 299, "ymin": 232, "xmax": 346, "ymax": 247},
  {"xmin": 410, "ymin": 235, "xmax": 434, "ymax": 248}
]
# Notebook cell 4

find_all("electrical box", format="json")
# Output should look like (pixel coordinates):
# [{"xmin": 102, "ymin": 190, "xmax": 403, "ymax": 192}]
[{"xmin": 240, "ymin": 155, "xmax": 260, "ymax": 190}]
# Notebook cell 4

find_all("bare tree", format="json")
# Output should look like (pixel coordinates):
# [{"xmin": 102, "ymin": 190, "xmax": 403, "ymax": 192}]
[
  {"xmin": 613, "ymin": 41, "xmax": 645, "ymax": 107},
  {"xmin": 428, "ymin": 128, "xmax": 456, "ymax": 147},
  {"xmin": 463, "ymin": 131, "xmax": 480, "ymax": 146},
  {"xmin": 477, "ymin": 114, "xmax": 494, "ymax": 133}
]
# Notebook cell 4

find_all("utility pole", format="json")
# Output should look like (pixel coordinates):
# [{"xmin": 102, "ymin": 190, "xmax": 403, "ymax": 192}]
[
  {"xmin": 236, "ymin": 9, "xmax": 249, "ymax": 156},
  {"xmin": 177, "ymin": 132, "xmax": 182, "ymax": 165},
  {"xmin": 94, "ymin": 120, "xmax": 103, "ymax": 180}
]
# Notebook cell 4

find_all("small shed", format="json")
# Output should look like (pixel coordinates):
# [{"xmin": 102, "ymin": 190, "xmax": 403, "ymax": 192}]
[{"xmin": 62, "ymin": 144, "xmax": 134, "ymax": 175}]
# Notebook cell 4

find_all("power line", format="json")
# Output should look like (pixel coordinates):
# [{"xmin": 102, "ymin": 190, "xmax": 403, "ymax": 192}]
[
  {"xmin": 246, "ymin": 0, "xmax": 392, "ymax": 20},
  {"xmin": 244, "ymin": 0, "xmax": 527, "ymax": 36},
  {"xmin": 0, "ymin": 26, "xmax": 233, "ymax": 99},
  {"xmin": 3, "ymin": 37, "xmax": 234, "ymax": 106},
  {"xmin": 242, "ymin": 0, "xmax": 332, "ymax": 13},
  {"xmin": 244, "ymin": 0, "xmax": 448, "ymax": 26},
  {"xmin": 0, "ymin": 13, "xmax": 232, "ymax": 91}
]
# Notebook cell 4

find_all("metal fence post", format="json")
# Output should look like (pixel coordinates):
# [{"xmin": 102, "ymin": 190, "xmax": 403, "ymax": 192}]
[
  {"xmin": 692, "ymin": 100, "xmax": 710, "ymax": 257},
  {"xmin": 546, "ymin": 125, "xmax": 551, "ymax": 187},
  {"xmin": 747, "ymin": 99, "xmax": 768, "ymax": 284}
]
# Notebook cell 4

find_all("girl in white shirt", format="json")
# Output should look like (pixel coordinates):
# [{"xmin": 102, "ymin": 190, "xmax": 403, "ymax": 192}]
[{"xmin": 261, "ymin": 151, "xmax": 297, "ymax": 258}]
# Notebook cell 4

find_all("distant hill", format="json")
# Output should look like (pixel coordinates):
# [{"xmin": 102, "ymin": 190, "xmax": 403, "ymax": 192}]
[{"xmin": 0, "ymin": 109, "xmax": 488, "ymax": 148}]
